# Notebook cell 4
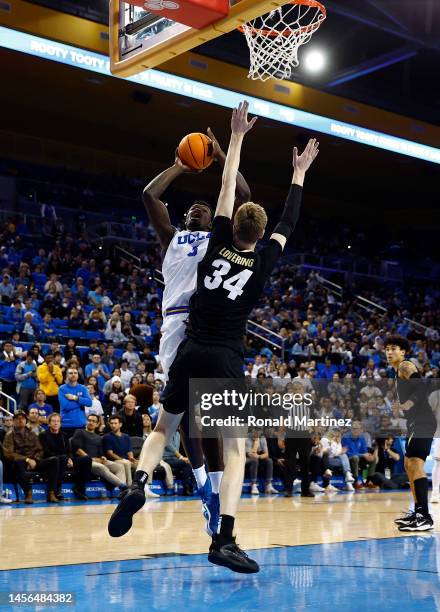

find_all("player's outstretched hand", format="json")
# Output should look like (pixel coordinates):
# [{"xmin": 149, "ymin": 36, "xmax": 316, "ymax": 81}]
[
  {"xmin": 293, "ymin": 138, "xmax": 320, "ymax": 173},
  {"xmin": 174, "ymin": 149, "xmax": 203, "ymax": 174},
  {"xmin": 231, "ymin": 100, "xmax": 258, "ymax": 136},
  {"xmin": 207, "ymin": 127, "xmax": 224, "ymax": 161}
]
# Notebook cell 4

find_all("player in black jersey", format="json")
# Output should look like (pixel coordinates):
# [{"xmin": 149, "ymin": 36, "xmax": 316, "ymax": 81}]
[
  {"xmin": 386, "ymin": 334, "xmax": 436, "ymax": 531},
  {"xmin": 108, "ymin": 101, "xmax": 319, "ymax": 572}
]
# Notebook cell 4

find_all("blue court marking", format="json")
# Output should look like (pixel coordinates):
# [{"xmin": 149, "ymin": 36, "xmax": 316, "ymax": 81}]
[
  {"xmin": 1, "ymin": 536, "xmax": 440, "ymax": 611},
  {"xmin": 0, "ymin": 488, "xmax": 405, "ymax": 509}
]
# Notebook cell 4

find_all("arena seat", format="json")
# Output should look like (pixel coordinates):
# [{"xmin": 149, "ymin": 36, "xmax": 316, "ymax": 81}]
[{"xmin": 0, "ymin": 324, "xmax": 14, "ymax": 334}]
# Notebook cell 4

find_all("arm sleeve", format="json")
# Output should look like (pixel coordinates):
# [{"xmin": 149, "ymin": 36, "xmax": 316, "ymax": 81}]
[
  {"xmin": 15, "ymin": 363, "xmax": 25, "ymax": 382},
  {"xmin": 39, "ymin": 432, "xmax": 50, "ymax": 457},
  {"xmin": 341, "ymin": 436, "xmax": 351, "ymax": 456},
  {"xmin": 360, "ymin": 437, "xmax": 369, "ymax": 454},
  {"xmin": 2, "ymin": 432, "xmax": 25, "ymax": 461},
  {"xmin": 259, "ymin": 240, "xmax": 283, "ymax": 277},
  {"xmin": 102, "ymin": 435, "xmax": 112, "ymax": 453},
  {"xmin": 55, "ymin": 367, "xmax": 63, "ymax": 385},
  {"xmin": 205, "ymin": 216, "xmax": 233, "ymax": 254},
  {"xmin": 37, "ymin": 365, "xmax": 49, "ymax": 384},
  {"xmin": 78, "ymin": 387, "xmax": 93, "ymax": 408},
  {"xmin": 273, "ymin": 184, "xmax": 303, "ymax": 240},
  {"xmin": 34, "ymin": 436, "xmax": 44, "ymax": 462},
  {"xmin": 70, "ymin": 430, "xmax": 81, "ymax": 453},
  {"xmin": 58, "ymin": 387, "xmax": 76, "ymax": 412}
]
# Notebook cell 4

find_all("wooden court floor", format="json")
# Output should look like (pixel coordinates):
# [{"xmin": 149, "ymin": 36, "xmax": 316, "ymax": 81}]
[{"xmin": 0, "ymin": 491, "xmax": 436, "ymax": 572}]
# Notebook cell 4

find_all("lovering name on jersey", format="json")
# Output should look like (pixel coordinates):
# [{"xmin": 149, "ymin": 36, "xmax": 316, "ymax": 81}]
[{"xmin": 219, "ymin": 247, "xmax": 254, "ymax": 268}]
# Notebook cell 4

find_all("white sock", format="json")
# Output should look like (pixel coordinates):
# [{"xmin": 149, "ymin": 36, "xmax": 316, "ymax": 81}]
[
  {"xmin": 193, "ymin": 465, "xmax": 207, "ymax": 489},
  {"xmin": 432, "ymin": 459, "xmax": 440, "ymax": 495},
  {"xmin": 209, "ymin": 471, "xmax": 223, "ymax": 494}
]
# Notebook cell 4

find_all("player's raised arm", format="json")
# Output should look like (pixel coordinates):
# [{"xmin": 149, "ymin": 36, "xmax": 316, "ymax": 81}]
[
  {"xmin": 270, "ymin": 138, "xmax": 319, "ymax": 250},
  {"xmin": 207, "ymin": 127, "xmax": 251, "ymax": 205},
  {"xmin": 214, "ymin": 101, "xmax": 257, "ymax": 220},
  {"xmin": 142, "ymin": 154, "xmax": 198, "ymax": 253}
]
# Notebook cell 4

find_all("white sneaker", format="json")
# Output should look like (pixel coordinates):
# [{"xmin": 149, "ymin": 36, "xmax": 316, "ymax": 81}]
[
  {"xmin": 346, "ymin": 482, "xmax": 355, "ymax": 492},
  {"xmin": 325, "ymin": 484, "xmax": 338, "ymax": 492},
  {"xmin": 145, "ymin": 484, "xmax": 160, "ymax": 498},
  {"xmin": 431, "ymin": 494, "xmax": 440, "ymax": 504},
  {"xmin": 265, "ymin": 484, "xmax": 278, "ymax": 495},
  {"xmin": 0, "ymin": 495, "xmax": 12, "ymax": 504},
  {"xmin": 251, "ymin": 484, "xmax": 260, "ymax": 495},
  {"xmin": 345, "ymin": 472, "xmax": 355, "ymax": 483},
  {"xmin": 310, "ymin": 482, "xmax": 325, "ymax": 493},
  {"xmin": 293, "ymin": 479, "xmax": 301, "ymax": 493}
]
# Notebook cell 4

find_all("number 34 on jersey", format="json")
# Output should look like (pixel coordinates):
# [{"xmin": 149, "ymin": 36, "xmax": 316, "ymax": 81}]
[{"xmin": 204, "ymin": 258, "xmax": 254, "ymax": 301}]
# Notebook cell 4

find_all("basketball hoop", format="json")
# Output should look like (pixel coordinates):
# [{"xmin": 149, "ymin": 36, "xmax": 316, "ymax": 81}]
[{"xmin": 240, "ymin": 0, "xmax": 326, "ymax": 82}]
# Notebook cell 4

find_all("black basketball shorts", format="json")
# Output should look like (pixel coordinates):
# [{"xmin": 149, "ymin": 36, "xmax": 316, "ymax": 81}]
[
  {"xmin": 161, "ymin": 338, "xmax": 244, "ymax": 416},
  {"xmin": 405, "ymin": 434, "xmax": 433, "ymax": 461}
]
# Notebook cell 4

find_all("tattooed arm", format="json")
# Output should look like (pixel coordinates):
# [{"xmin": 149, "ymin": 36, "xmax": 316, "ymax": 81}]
[
  {"xmin": 398, "ymin": 360, "xmax": 418, "ymax": 380},
  {"xmin": 398, "ymin": 360, "xmax": 421, "ymax": 411}
]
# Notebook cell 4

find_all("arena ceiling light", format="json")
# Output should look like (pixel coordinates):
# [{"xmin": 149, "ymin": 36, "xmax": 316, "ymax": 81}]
[{"xmin": 303, "ymin": 49, "xmax": 326, "ymax": 73}]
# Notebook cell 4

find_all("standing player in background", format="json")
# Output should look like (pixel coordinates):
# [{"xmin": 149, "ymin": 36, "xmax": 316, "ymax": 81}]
[
  {"xmin": 140, "ymin": 129, "xmax": 251, "ymax": 535},
  {"xmin": 387, "ymin": 335, "xmax": 437, "ymax": 531},
  {"xmin": 109, "ymin": 101, "xmax": 319, "ymax": 574}
]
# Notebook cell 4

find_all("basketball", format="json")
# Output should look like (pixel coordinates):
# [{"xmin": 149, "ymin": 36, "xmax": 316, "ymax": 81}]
[{"xmin": 177, "ymin": 132, "xmax": 214, "ymax": 170}]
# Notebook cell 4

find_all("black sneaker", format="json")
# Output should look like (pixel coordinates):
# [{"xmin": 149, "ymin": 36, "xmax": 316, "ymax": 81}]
[
  {"xmin": 108, "ymin": 484, "xmax": 146, "ymax": 537},
  {"xmin": 73, "ymin": 487, "xmax": 88, "ymax": 501},
  {"xmin": 208, "ymin": 536, "xmax": 259, "ymax": 574},
  {"xmin": 301, "ymin": 491, "xmax": 315, "ymax": 498},
  {"xmin": 398, "ymin": 513, "xmax": 434, "ymax": 532},
  {"xmin": 394, "ymin": 510, "xmax": 416, "ymax": 526}
]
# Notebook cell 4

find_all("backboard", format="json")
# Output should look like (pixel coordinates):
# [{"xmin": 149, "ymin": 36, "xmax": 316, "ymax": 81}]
[{"xmin": 109, "ymin": 0, "xmax": 291, "ymax": 77}]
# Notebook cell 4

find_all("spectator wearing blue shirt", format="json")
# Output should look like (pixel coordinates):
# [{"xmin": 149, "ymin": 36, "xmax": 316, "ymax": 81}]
[
  {"xmin": 0, "ymin": 274, "xmax": 14, "ymax": 304},
  {"xmin": 103, "ymin": 415, "xmax": 137, "ymax": 485},
  {"xmin": 15, "ymin": 353, "xmax": 38, "ymax": 410},
  {"xmin": 0, "ymin": 341, "xmax": 18, "ymax": 397},
  {"xmin": 88, "ymin": 287, "xmax": 104, "ymax": 308},
  {"xmin": 85, "ymin": 354, "xmax": 111, "ymax": 391},
  {"xmin": 59, "ymin": 368, "xmax": 92, "ymax": 438},
  {"xmin": 101, "ymin": 344, "xmax": 120, "ymax": 375},
  {"xmin": 148, "ymin": 390, "xmax": 162, "ymax": 426},
  {"xmin": 23, "ymin": 299, "xmax": 42, "ymax": 325},
  {"xmin": 75, "ymin": 262, "xmax": 91, "ymax": 286},
  {"xmin": 342, "ymin": 421, "xmax": 377, "ymax": 488},
  {"xmin": 6, "ymin": 300, "xmax": 24, "ymax": 328},
  {"xmin": 318, "ymin": 358, "xmax": 338, "ymax": 380},
  {"xmin": 32, "ymin": 248, "xmax": 47, "ymax": 268},
  {"xmin": 28, "ymin": 389, "xmax": 53, "ymax": 430},
  {"xmin": 31, "ymin": 265, "xmax": 47, "ymax": 291}
]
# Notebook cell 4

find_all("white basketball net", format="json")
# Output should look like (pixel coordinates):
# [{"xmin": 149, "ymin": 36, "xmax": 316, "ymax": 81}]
[{"xmin": 241, "ymin": 1, "xmax": 326, "ymax": 82}]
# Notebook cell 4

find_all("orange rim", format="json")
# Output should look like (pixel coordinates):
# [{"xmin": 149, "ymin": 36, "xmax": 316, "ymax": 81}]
[{"xmin": 238, "ymin": 0, "xmax": 326, "ymax": 38}]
